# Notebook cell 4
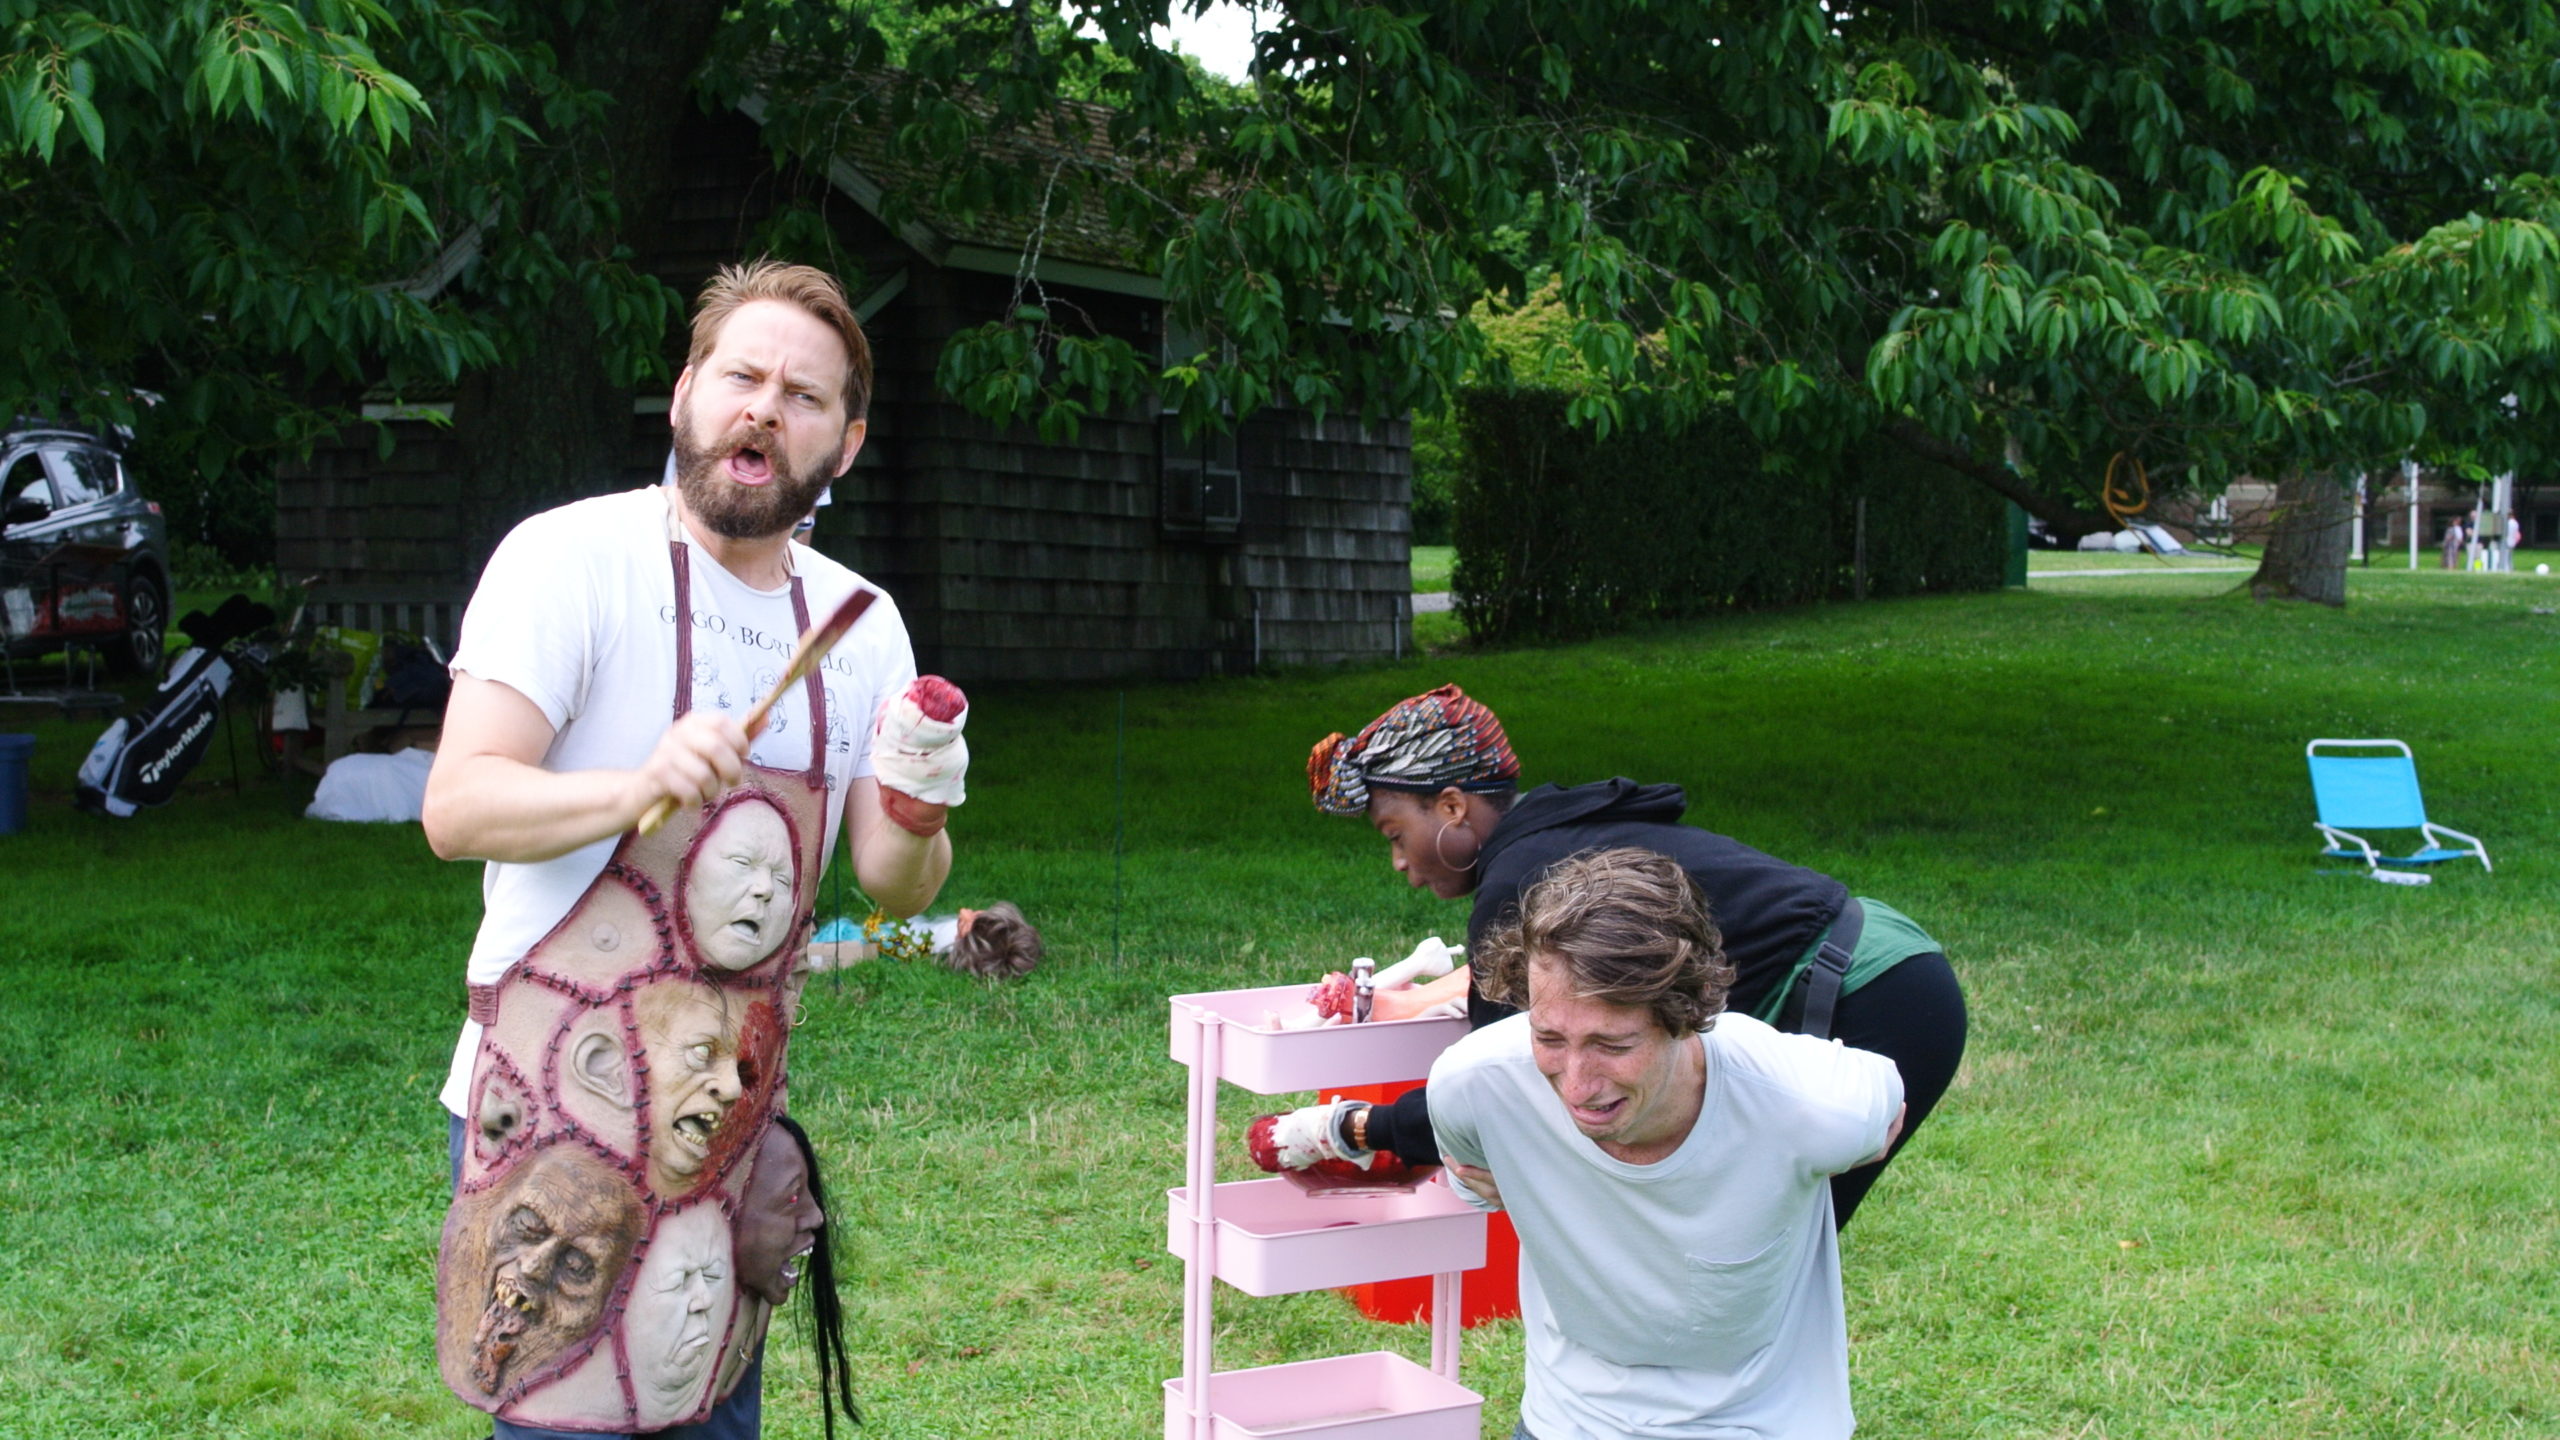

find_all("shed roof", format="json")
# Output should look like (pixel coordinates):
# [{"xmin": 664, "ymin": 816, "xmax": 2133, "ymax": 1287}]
[{"xmin": 738, "ymin": 63, "xmax": 1179, "ymax": 295}]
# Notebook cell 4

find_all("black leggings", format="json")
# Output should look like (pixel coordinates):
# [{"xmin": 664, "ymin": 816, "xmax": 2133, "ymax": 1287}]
[{"xmin": 1367, "ymin": 951, "xmax": 1967, "ymax": 1229}]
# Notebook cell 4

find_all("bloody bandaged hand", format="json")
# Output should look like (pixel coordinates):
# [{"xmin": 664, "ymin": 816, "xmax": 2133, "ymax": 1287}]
[
  {"xmin": 1244, "ymin": 1101, "xmax": 1411, "ymax": 1182},
  {"xmin": 872, "ymin": 676, "xmax": 969, "ymax": 833}
]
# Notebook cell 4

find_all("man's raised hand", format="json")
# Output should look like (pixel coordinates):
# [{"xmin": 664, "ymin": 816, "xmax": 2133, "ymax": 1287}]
[
  {"xmin": 633, "ymin": 710, "xmax": 750, "ymax": 820},
  {"xmin": 872, "ymin": 676, "xmax": 969, "ymax": 836}
]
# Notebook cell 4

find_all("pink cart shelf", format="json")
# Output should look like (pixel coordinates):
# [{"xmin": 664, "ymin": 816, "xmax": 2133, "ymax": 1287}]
[
  {"xmin": 1162, "ymin": 1352, "xmax": 1483, "ymax": 1439},
  {"xmin": 1168, "ymin": 984, "xmax": 1471, "ymax": 1093},
  {"xmin": 1167, "ymin": 985, "xmax": 1483, "ymax": 1440},
  {"xmin": 1165, "ymin": 1179, "xmax": 1488, "ymax": 1296}
]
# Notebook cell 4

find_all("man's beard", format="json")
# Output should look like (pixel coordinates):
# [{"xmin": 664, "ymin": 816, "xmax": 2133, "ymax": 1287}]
[{"xmin": 671, "ymin": 415, "xmax": 835, "ymax": 542}]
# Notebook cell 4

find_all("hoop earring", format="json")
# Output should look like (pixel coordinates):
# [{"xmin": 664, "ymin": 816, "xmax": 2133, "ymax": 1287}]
[{"xmin": 1434, "ymin": 820, "xmax": 1480, "ymax": 873}]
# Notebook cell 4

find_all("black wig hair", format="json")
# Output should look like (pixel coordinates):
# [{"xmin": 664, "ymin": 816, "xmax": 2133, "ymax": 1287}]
[{"xmin": 773, "ymin": 1113, "xmax": 860, "ymax": 1435}]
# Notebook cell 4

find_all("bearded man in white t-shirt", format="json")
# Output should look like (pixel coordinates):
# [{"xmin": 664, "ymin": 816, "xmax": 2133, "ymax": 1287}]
[
  {"xmin": 1429, "ymin": 847, "xmax": 1906, "ymax": 1440},
  {"xmin": 423, "ymin": 259, "xmax": 959, "ymax": 1440}
]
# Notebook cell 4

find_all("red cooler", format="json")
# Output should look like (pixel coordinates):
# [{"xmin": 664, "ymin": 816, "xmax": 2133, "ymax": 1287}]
[{"xmin": 1322, "ymin": 1081, "xmax": 1521, "ymax": 1326}]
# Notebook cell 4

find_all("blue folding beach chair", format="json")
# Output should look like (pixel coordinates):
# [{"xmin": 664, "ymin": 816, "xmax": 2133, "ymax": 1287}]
[{"xmin": 2305, "ymin": 739, "xmax": 2492, "ymax": 881}]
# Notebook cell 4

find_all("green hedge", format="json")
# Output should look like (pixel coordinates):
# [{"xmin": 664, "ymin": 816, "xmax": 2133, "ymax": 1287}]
[{"xmin": 1450, "ymin": 387, "xmax": 2007, "ymax": 642}]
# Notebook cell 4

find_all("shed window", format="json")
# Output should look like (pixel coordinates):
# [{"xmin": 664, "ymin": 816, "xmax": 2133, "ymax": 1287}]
[{"xmin": 1160, "ymin": 315, "xmax": 1241, "ymax": 536}]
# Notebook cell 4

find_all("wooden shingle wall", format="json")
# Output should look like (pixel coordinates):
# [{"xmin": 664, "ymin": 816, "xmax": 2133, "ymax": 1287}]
[
  {"xmin": 274, "ymin": 107, "xmax": 1413, "ymax": 683},
  {"xmin": 274, "ymin": 417, "xmax": 468, "ymax": 587},
  {"xmin": 827, "ymin": 272, "xmax": 1412, "ymax": 683}
]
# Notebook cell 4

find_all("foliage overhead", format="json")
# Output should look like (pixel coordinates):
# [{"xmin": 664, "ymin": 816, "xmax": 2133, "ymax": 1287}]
[
  {"xmin": 10, "ymin": 0, "xmax": 2560, "ymax": 542},
  {"xmin": 2, "ymin": 1, "xmax": 677, "ymax": 484},
  {"xmin": 749, "ymin": 0, "xmax": 2560, "ymax": 526}
]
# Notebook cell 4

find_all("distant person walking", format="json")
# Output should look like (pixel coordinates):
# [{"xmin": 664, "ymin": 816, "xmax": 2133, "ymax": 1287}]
[{"xmin": 2441, "ymin": 519, "xmax": 2464, "ymax": 570}]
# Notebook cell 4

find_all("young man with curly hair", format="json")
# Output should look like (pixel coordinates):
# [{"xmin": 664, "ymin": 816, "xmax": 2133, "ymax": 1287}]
[{"xmin": 1429, "ymin": 847, "xmax": 1905, "ymax": 1440}]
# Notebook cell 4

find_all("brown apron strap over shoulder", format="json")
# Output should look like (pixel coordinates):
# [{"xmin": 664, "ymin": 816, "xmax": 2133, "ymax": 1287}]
[
  {"xmin": 670, "ymin": 540, "xmax": 695, "ymax": 722},
  {"xmin": 786, "ymin": 575, "xmax": 826, "ymax": 783}
]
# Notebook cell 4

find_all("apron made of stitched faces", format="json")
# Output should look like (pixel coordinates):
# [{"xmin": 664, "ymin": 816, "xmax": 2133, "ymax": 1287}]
[{"xmin": 437, "ymin": 541, "xmax": 831, "ymax": 1432}]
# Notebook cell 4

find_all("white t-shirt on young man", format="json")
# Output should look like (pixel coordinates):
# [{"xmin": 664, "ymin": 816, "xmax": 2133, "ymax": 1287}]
[
  {"xmin": 437, "ymin": 486, "xmax": 915, "ymax": 1115},
  {"xmin": 1429, "ymin": 1011, "xmax": 1903, "ymax": 1440}
]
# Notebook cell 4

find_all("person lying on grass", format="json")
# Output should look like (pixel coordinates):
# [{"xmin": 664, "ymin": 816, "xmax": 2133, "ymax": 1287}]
[
  {"xmin": 1432, "ymin": 846, "xmax": 1904, "ymax": 1440},
  {"xmin": 1253, "ymin": 683, "xmax": 1963, "ymax": 1228}
]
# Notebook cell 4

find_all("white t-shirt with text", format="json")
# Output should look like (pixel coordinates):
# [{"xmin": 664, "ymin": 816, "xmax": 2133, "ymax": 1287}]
[
  {"xmin": 437, "ymin": 487, "xmax": 915, "ymax": 1114},
  {"xmin": 1430, "ymin": 1012, "xmax": 1903, "ymax": 1440}
]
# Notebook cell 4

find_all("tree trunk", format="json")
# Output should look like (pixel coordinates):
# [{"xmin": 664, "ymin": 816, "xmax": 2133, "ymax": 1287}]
[
  {"xmin": 452, "ymin": 0, "xmax": 728, "ymax": 571},
  {"xmin": 2246, "ymin": 469, "xmax": 2353, "ymax": 605}
]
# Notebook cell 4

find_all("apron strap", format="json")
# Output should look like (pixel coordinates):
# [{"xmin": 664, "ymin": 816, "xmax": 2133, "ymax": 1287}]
[
  {"xmin": 669, "ymin": 540, "xmax": 695, "ymax": 722},
  {"xmin": 786, "ymin": 575, "xmax": 826, "ymax": 783}
]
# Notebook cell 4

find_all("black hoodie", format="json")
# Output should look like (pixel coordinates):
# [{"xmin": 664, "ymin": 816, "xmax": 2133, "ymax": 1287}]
[{"xmin": 1464, "ymin": 778, "xmax": 1850, "ymax": 1026}]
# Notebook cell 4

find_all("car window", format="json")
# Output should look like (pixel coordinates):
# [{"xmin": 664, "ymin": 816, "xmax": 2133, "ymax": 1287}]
[
  {"xmin": 2, "ymin": 450, "xmax": 51, "ymax": 521},
  {"xmin": 48, "ymin": 446, "xmax": 118, "ymax": 507}
]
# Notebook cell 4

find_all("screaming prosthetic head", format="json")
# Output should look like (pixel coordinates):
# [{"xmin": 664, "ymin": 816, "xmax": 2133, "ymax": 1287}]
[
  {"xmin": 635, "ymin": 979, "xmax": 746, "ymax": 1197},
  {"xmin": 446, "ymin": 1143, "xmax": 644, "ymax": 1400},
  {"xmin": 683, "ymin": 799, "xmax": 798, "ymax": 972},
  {"xmin": 735, "ymin": 1120, "xmax": 826, "ymax": 1307}
]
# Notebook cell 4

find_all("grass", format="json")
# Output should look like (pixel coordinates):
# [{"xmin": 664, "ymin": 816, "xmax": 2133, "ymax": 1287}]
[
  {"xmin": 2026, "ymin": 546, "xmax": 2259, "ymax": 572},
  {"xmin": 1412, "ymin": 545, "xmax": 1455, "ymax": 594},
  {"xmin": 5, "ymin": 565, "xmax": 2558, "ymax": 1438}
]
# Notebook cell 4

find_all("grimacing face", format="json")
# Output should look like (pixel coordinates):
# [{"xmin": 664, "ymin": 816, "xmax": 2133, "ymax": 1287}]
[
  {"xmin": 668, "ymin": 299, "xmax": 860, "ymax": 542},
  {"xmin": 625, "ymin": 1202, "xmax": 733, "ymax": 1421},
  {"xmin": 735, "ymin": 1122, "xmax": 824, "ymax": 1307},
  {"xmin": 462, "ymin": 1145, "xmax": 644, "ymax": 1396},
  {"xmin": 1525, "ymin": 956, "xmax": 1701, "ymax": 1157},
  {"xmin": 636, "ymin": 981, "xmax": 746, "ymax": 1195},
  {"xmin": 685, "ymin": 800, "xmax": 796, "ymax": 970}
]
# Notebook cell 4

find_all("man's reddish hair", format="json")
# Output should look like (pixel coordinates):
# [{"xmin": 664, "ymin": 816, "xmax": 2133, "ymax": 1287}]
[{"xmin": 687, "ymin": 259, "xmax": 874, "ymax": 419}]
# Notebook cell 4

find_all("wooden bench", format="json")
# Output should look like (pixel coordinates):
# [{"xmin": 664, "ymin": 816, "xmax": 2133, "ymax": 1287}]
[{"xmin": 299, "ymin": 585, "xmax": 467, "ymax": 764}]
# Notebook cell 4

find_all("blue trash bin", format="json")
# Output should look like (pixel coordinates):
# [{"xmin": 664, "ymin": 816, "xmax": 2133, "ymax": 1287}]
[{"xmin": 0, "ymin": 733, "xmax": 32, "ymax": 835}]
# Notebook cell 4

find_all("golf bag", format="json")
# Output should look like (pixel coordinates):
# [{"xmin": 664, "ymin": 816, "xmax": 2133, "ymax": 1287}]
[{"xmin": 75, "ymin": 647, "xmax": 233, "ymax": 817}]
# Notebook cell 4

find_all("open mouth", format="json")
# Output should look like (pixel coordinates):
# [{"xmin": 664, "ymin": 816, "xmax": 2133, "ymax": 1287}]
[
  {"xmin": 670, "ymin": 1105, "xmax": 722, "ymax": 1158},
  {"xmin": 469, "ymin": 1276, "xmax": 537, "ymax": 1390},
  {"xmin": 725, "ymin": 914, "xmax": 764, "ymax": 947},
  {"xmin": 1569, "ymin": 1097, "xmax": 1627, "ymax": 1128},
  {"xmin": 780, "ymin": 1237, "xmax": 817, "ymax": 1291},
  {"xmin": 723, "ymin": 446, "xmax": 774, "ymax": 485}
]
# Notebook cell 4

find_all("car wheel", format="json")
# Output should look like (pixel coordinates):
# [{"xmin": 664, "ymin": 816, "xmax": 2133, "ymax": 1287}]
[{"xmin": 109, "ymin": 570, "xmax": 168, "ymax": 678}]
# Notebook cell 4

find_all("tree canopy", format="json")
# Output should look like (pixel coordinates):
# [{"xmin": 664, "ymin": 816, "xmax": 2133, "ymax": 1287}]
[{"xmin": 11, "ymin": 1, "xmax": 2559, "ymax": 587}]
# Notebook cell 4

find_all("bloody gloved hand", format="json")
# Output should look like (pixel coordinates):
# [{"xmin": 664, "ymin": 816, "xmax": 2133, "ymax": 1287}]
[
  {"xmin": 1244, "ymin": 1100, "xmax": 1410, "ymax": 1182},
  {"xmin": 1308, "ymin": 971, "xmax": 1355, "ymax": 1020},
  {"xmin": 872, "ymin": 676, "xmax": 969, "ymax": 835}
]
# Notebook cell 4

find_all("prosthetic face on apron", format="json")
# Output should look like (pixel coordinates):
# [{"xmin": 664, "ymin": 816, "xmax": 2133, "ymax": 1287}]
[{"xmin": 437, "ymin": 532, "xmax": 830, "ymax": 1432}]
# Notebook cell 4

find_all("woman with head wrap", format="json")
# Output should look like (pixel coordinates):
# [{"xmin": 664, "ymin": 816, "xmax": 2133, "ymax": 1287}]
[{"xmin": 1273, "ymin": 684, "xmax": 1967, "ymax": 1228}]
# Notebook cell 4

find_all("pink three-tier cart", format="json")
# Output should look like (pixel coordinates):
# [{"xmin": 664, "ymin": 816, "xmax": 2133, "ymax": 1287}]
[{"xmin": 1165, "ymin": 983, "xmax": 1487, "ymax": 1439}]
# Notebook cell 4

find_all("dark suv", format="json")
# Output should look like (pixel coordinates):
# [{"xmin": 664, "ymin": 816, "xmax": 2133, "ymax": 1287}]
[{"xmin": 2, "ymin": 419, "xmax": 170, "ymax": 677}]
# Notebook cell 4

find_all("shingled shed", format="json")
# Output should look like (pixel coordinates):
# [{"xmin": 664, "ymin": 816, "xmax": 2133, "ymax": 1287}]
[{"xmin": 275, "ymin": 80, "xmax": 1414, "ymax": 683}]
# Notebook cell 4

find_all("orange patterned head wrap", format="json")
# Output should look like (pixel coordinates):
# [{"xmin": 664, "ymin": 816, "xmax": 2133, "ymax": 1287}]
[{"xmin": 1307, "ymin": 684, "xmax": 1520, "ymax": 816}]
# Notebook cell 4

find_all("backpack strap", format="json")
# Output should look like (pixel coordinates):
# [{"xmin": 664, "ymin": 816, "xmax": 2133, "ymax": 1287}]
[{"xmin": 1790, "ymin": 898, "xmax": 1863, "ymax": 1040}]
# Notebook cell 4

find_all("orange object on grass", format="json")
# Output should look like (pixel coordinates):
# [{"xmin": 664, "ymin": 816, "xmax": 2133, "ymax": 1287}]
[{"xmin": 1321, "ymin": 1081, "xmax": 1521, "ymax": 1327}]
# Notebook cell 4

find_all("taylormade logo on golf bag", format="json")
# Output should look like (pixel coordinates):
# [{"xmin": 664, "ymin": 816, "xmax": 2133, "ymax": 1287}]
[{"xmin": 137, "ymin": 706, "xmax": 217, "ymax": 785}]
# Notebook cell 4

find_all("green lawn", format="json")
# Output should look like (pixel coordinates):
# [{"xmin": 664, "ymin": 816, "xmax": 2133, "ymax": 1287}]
[
  {"xmin": 6, "ymin": 566, "xmax": 2557, "ymax": 1438},
  {"xmin": 1413, "ymin": 544, "xmax": 1455, "ymax": 594},
  {"xmin": 2026, "ymin": 545, "xmax": 2259, "ymax": 572}
]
